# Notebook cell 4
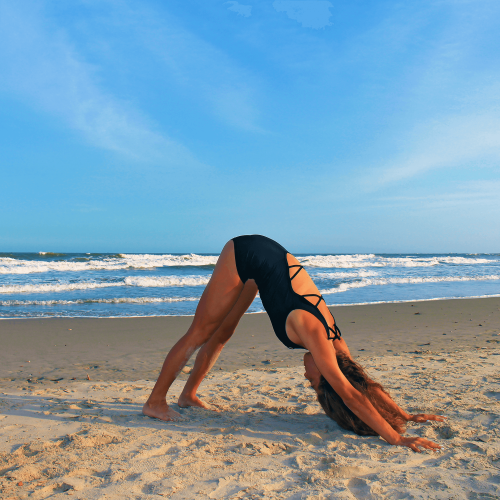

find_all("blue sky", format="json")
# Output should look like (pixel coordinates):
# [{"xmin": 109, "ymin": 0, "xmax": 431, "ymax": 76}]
[{"xmin": 1, "ymin": 0, "xmax": 499, "ymax": 253}]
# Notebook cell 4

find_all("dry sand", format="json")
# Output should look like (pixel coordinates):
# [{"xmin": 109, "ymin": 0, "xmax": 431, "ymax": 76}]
[{"xmin": 1, "ymin": 297, "xmax": 500, "ymax": 499}]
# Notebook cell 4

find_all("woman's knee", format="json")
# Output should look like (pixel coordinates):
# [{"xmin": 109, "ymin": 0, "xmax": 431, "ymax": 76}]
[
  {"xmin": 188, "ymin": 319, "xmax": 220, "ymax": 344},
  {"xmin": 212, "ymin": 324, "xmax": 236, "ymax": 345}
]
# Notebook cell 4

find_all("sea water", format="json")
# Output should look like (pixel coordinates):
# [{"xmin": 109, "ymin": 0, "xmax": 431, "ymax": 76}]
[{"xmin": 0, "ymin": 251, "xmax": 499, "ymax": 318}]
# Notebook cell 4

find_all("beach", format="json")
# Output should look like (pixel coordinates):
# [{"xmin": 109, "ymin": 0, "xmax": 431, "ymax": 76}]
[{"xmin": 1, "ymin": 297, "xmax": 500, "ymax": 499}]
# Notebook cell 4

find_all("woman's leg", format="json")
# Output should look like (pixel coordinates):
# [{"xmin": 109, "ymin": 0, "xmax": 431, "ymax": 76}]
[
  {"xmin": 178, "ymin": 279, "xmax": 258, "ymax": 409},
  {"xmin": 143, "ymin": 240, "xmax": 244, "ymax": 421}
]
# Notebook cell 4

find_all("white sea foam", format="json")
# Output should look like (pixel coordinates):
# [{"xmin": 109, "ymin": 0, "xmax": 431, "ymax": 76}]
[
  {"xmin": 313, "ymin": 270, "xmax": 379, "ymax": 279},
  {"xmin": 320, "ymin": 274, "xmax": 500, "ymax": 294},
  {"xmin": 0, "ymin": 274, "xmax": 211, "ymax": 294},
  {"xmin": 124, "ymin": 275, "xmax": 211, "ymax": 287},
  {"xmin": 119, "ymin": 254, "xmax": 218, "ymax": 267},
  {"xmin": 0, "ymin": 297, "xmax": 199, "ymax": 306},
  {"xmin": 299, "ymin": 254, "xmax": 497, "ymax": 268},
  {"xmin": 1, "ymin": 252, "xmax": 496, "ymax": 274},
  {"xmin": 0, "ymin": 253, "xmax": 218, "ymax": 275},
  {"xmin": 0, "ymin": 282, "xmax": 124, "ymax": 294},
  {"xmin": 3, "ymin": 272, "xmax": 497, "ymax": 297}
]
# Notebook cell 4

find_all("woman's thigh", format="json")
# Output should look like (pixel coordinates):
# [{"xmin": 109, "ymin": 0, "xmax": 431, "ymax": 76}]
[
  {"xmin": 214, "ymin": 279, "xmax": 258, "ymax": 341},
  {"xmin": 190, "ymin": 240, "xmax": 245, "ymax": 333}
]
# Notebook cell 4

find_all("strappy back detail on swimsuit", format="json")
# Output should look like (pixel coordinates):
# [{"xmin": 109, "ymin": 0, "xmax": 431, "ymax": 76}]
[
  {"xmin": 287, "ymin": 264, "xmax": 342, "ymax": 342},
  {"xmin": 232, "ymin": 235, "xmax": 342, "ymax": 349}
]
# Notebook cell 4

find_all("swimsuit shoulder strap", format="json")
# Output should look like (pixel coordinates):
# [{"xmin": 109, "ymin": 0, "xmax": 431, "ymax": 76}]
[
  {"xmin": 288, "ymin": 258, "xmax": 342, "ymax": 342},
  {"xmin": 301, "ymin": 293, "xmax": 323, "ymax": 307},
  {"xmin": 327, "ymin": 322, "xmax": 342, "ymax": 341},
  {"xmin": 288, "ymin": 264, "xmax": 304, "ymax": 281}
]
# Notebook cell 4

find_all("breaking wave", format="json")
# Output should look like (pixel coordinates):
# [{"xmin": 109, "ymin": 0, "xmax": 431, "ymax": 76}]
[
  {"xmin": 313, "ymin": 270, "xmax": 379, "ymax": 279},
  {"xmin": 0, "ymin": 254, "xmax": 218, "ymax": 275},
  {"xmin": 0, "ymin": 274, "xmax": 211, "ymax": 294},
  {"xmin": 320, "ymin": 274, "xmax": 500, "ymax": 294},
  {"xmin": 299, "ymin": 254, "xmax": 497, "ymax": 268},
  {"xmin": 0, "ymin": 297, "xmax": 199, "ymax": 306},
  {"xmin": 1, "ymin": 253, "xmax": 497, "ymax": 275},
  {"xmin": 0, "ymin": 282, "xmax": 123, "ymax": 294},
  {"xmin": 124, "ymin": 276, "xmax": 210, "ymax": 287}
]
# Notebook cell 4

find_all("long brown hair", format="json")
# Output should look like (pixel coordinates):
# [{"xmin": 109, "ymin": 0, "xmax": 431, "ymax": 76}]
[{"xmin": 316, "ymin": 352, "xmax": 406, "ymax": 436}]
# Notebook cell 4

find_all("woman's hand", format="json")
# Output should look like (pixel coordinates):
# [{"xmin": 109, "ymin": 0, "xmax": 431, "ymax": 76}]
[
  {"xmin": 393, "ymin": 436, "xmax": 441, "ymax": 453},
  {"xmin": 408, "ymin": 413, "xmax": 446, "ymax": 423}
]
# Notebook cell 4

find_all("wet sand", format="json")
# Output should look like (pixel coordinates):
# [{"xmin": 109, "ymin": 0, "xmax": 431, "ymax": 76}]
[{"xmin": 1, "ymin": 297, "xmax": 500, "ymax": 387}]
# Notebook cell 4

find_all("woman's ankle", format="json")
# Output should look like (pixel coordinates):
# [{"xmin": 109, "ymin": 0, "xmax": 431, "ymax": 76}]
[
  {"xmin": 145, "ymin": 396, "xmax": 166, "ymax": 407},
  {"xmin": 179, "ymin": 385, "xmax": 197, "ymax": 397}
]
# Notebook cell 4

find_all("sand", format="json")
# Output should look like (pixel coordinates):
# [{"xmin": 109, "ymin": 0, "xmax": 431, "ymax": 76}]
[
  {"xmin": 1, "ymin": 297, "xmax": 500, "ymax": 499},
  {"xmin": 2, "ymin": 297, "xmax": 500, "ymax": 385}
]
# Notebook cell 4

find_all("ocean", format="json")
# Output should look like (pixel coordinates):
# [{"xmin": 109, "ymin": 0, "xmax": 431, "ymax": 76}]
[{"xmin": 0, "ymin": 251, "xmax": 499, "ymax": 318}]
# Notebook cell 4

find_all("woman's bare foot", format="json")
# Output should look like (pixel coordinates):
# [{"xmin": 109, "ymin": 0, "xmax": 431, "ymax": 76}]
[
  {"xmin": 142, "ymin": 400, "xmax": 182, "ymax": 421},
  {"xmin": 177, "ymin": 393, "xmax": 214, "ymax": 410}
]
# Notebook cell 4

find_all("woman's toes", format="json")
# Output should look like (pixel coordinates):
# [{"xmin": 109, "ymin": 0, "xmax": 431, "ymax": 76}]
[
  {"xmin": 142, "ymin": 401, "xmax": 182, "ymax": 421},
  {"xmin": 178, "ymin": 395, "xmax": 213, "ymax": 410}
]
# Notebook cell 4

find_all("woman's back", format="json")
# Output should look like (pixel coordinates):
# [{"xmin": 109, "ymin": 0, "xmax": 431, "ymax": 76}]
[{"xmin": 232, "ymin": 235, "xmax": 339, "ymax": 349}]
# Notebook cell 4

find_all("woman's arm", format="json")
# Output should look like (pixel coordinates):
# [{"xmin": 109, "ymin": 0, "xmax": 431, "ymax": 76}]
[
  {"xmin": 373, "ymin": 387, "xmax": 446, "ymax": 423},
  {"xmin": 373, "ymin": 386, "xmax": 411, "ymax": 420},
  {"xmin": 292, "ymin": 317, "xmax": 441, "ymax": 451},
  {"xmin": 313, "ymin": 344, "xmax": 440, "ymax": 451},
  {"xmin": 326, "ymin": 326, "xmax": 445, "ymax": 425}
]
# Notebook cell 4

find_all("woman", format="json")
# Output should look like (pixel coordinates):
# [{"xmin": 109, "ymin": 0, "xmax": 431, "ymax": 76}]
[{"xmin": 143, "ymin": 235, "xmax": 444, "ymax": 452}]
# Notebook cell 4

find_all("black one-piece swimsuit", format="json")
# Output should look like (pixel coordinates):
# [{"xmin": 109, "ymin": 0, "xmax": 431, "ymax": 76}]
[{"xmin": 232, "ymin": 235, "xmax": 341, "ymax": 349}]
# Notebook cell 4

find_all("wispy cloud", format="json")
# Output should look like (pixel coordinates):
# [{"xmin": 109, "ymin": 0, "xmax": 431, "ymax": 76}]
[
  {"xmin": 226, "ymin": 1, "xmax": 252, "ymax": 18},
  {"xmin": 356, "ymin": 1, "xmax": 500, "ymax": 188},
  {"xmin": 108, "ymin": 2, "xmax": 263, "ymax": 132},
  {"xmin": 0, "ymin": 2, "xmax": 202, "ymax": 167},
  {"xmin": 373, "ymin": 112, "xmax": 500, "ymax": 186},
  {"xmin": 273, "ymin": 1, "xmax": 333, "ymax": 29},
  {"xmin": 376, "ymin": 179, "xmax": 500, "ymax": 211}
]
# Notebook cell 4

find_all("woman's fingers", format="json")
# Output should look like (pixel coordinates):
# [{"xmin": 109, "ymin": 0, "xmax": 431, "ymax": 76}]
[
  {"xmin": 411, "ymin": 415, "xmax": 426, "ymax": 422},
  {"xmin": 419, "ymin": 438, "xmax": 440, "ymax": 450},
  {"xmin": 400, "ymin": 437, "xmax": 441, "ymax": 452},
  {"xmin": 411, "ymin": 413, "xmax": 447, "ymax": 422},
  {"xmin": 429, "ymin": 414, "xmax": 447, "ymax": 422}
]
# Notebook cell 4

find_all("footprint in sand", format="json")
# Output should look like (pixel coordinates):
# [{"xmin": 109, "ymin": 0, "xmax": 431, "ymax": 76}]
[
  {"xmin": 484, "ymin": 390, "xmax": 500, "ymax": 400},
  {"xmin": 332, "ymin": 465, "xmax": 373, "ymax": 479},
  {"xmin": 436, "ymin": 425, "xmax": 457, "ymax": 440},
  {"xmin": 347, "ymin": 477, "xmax": 374, "ymax": 499}
]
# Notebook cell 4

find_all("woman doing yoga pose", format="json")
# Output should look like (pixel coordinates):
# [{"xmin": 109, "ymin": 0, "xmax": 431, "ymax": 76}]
[{"xmin": 143, "ymin": 235, "xmax": 445, "ymax": 452}]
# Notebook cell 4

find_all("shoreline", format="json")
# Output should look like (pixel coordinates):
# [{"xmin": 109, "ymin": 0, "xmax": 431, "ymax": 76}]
[{"xmin": 2, "ymin": 292, "xmax": 500, "ymax": 321}]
